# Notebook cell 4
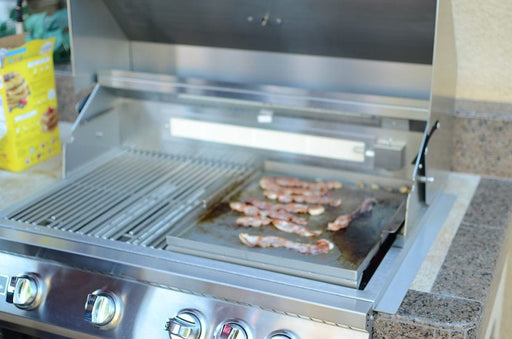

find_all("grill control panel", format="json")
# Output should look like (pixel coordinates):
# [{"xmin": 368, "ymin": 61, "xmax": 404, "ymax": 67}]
[{"xmin": 0, "ymin": 252, "xmax": 369, "ymax": 338}]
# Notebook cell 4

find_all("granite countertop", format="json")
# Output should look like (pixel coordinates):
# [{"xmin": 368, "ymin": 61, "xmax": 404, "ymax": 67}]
[
  {"xmin": 1, "ymin": 123, "xmax": 511, "ymax": 338},
  {"xmin": 373, "ymin": 178, "xmax": 512, "ymax": 338},
  {"xmin": 0, "ymin": 123, "xmax": 71, "ymax": 209}
]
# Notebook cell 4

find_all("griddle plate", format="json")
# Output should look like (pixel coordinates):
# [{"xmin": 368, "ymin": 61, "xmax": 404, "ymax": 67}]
[{"xmin": 166, "ymin": 172, "xmax": 406, "ymax": 287}]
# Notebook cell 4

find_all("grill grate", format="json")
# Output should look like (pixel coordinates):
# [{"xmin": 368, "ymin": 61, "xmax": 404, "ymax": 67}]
[{"xmin": 7, "ymin": 149, "xmax": 255, "ymax": 249}]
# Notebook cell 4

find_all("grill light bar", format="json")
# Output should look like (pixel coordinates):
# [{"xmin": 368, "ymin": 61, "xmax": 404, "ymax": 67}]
[{"xmin": 170, "ymin": 118, "xmax": 365, "ymax": 162}]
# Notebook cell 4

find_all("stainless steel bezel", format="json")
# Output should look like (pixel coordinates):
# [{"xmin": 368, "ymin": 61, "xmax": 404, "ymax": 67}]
[
  {"xmin": 84, "ymin": 289, "xmax": 123, "ymax": 330},
  {"xmin": 6, "ymin": 273, "xmax": 45, "ymax": 310},
  {"xmin": 214, "ymin": 319, "xmax": 253, "ymax": 339},
  {"xmin": 266, "ymin": 330, "xmax": 299, "ymax": 339},
  {"xmin": 166, "ymin": 309, "xmax": 207, "ymax": 339}
]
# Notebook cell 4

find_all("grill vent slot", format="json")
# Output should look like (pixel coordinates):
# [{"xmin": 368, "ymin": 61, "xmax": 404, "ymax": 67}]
[{"xmin": 7, "ymin": 149, "xmax": 254, "ymax": 249}]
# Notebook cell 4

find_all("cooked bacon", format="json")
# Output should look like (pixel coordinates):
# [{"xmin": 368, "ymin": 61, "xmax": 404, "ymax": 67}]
[
  {"xmin": 270, "ymin": 187, "xmax": 329, "ymax": 197},
  {"xmin": 264, "ymin": 191, "xmax": 342, "ymax": 206},
  {"xmin": 259, "ymin": 180, "xmax": 329, "ymax": 196},
  {"xmin": 260, "ymin": 176, "xmax": 342, "ymax": 191},
  {"xmin": 236, "ymin": 216, "xmax": 271, "ymax": 227},
  {"xmin": 239, "ymin": 233, "xmax": 333, "ymax": 255},
  {"xmin": 244, "ymin": 198, "xmax": 325, "ymax": 216},
  {"xmin": 271, "ymin": 219, "xmax": 321, "ymax": 237},
  {"xmin": 229, "ymin": 202, "xmax": 261, "ymax": 216},
  {"xmin": 327, "ymin": 198, "xmax": 377, "ymax": 231},
  {"xmin": 236, "ymin": 216, "xmax": 321, "ymax": 237},
  {"xmin": 230, "ymin": 202, "xmax": 308, "ymax": 225}
]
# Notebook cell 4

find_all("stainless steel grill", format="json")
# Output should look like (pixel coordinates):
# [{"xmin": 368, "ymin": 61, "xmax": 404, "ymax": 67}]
[
  {"xmin": 0, "ymin": 0, "xmax": 458, "ymax": 337},
  {"xmin": 8, "ymin": 149, "xmax": 255, "ymax": 248}
]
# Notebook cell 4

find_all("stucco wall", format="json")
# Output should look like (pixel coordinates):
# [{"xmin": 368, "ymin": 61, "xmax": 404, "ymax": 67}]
[{"xmin": 452, "ymin": 0, "xmax": 512, "ymax": 105}]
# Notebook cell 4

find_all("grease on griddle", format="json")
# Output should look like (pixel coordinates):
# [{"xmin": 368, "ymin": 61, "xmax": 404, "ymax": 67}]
[
  {"xmin": 332, "ymin": 213, "xmax": 378, "ymax": 264},
  {"xmin": 199, "ymin": 202, "xmax": 232, "ymax": 223}
]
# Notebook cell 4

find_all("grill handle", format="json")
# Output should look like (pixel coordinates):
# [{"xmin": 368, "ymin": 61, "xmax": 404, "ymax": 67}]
[
  {"xmin": 75, "ymin": 92, "xmax": 91, "ymax": 114},
  {"xmin": 411, "ymin": 120, "xmax": 439, "ymax": 165},
  {"xmin": 413, "ymin": 120, "xmax": 440, "ymax": 202}
]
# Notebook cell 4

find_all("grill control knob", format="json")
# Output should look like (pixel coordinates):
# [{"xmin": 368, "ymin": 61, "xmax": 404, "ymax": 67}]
[
  {"xmin": 84, "ymin": 290, "xmax": 122, "ymax": 329},
  {"xmin": 165, "ymin": 310, "xmax": 204, "ymax": 339},
  {"xmin": 6, "ymin": 273, "xmax": 43, "ymax": 310},
  {"xmin": 267, "ymin": 330, "xmax": 299, "ymax": 339},
  {"xmin": 215, "ymin": 321, "xmax": 250, "ymax": 339}
]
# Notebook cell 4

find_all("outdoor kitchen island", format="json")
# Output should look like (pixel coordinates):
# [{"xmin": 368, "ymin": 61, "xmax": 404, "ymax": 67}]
[{"xmin": 1, "ymin": 132, "xmax": 510, "ymax": 338}]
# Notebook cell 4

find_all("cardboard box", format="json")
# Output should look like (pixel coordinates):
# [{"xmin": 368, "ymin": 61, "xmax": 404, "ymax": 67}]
[{"xmin": 0, "ymin": 34, "xmax": 60, "ymax": 172}]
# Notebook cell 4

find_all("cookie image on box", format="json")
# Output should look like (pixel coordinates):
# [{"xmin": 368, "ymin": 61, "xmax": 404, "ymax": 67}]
[
  {"xmin": 41, "ymin": 107, "xmax": 58, "ymax": 132},
  {"xmin": 4, "ymin": 72, "xmax": 29, "ymax": 111}
]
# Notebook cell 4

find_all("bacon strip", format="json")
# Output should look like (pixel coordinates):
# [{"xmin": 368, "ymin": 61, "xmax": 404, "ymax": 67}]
[
  {"xmin": 244, "ymin": 198, "xmax": 325, "ymax": 216},
  {"xmin": 239, "ymin": 233, "xmax": 333, "ymax": 255},
  {"xmin": 260, "ymin": 181, "xmax": 329, "ymax": 196},
  {"xmin": 264, "ymin": 191, "xmax": 342, "ymax": 206},
  {"xmin": 260, "ymin": 177, "xmax": 342, "ymax": 191},
  {"xmin": 327, "ymin": 198, "xmax": 377, "ymax": 231},
  {"xmin": 236, "ymin": 216, "xmax": 271, "ymax": 227},
  {"xmin": 236, "ymin": 216, "xmax": 321, "ymax": 237},
  {"xmin": 271, "ymin": 219, "xmax": 322, "ymax": 237},
  {"xmin": 230, "ymin": 202, "xmax": 308, "ymax": 225}
]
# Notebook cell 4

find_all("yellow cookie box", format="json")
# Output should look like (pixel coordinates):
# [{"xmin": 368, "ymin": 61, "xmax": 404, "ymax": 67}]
[{"xmin": 0, "ymin": 35, "xmax": 61, "ymax": 172}]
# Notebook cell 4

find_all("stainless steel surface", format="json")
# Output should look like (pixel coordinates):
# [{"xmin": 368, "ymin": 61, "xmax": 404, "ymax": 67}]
[
  {"xmin": 129, "ymin": 43, "xmax": 434, "ymax": 100},
  {"xmin": 0, "ymin": 250, "xmax": 370, "ymax": 338},
  {"xmin": 64, "ymin": 73, "xmax": 427, "ymax": 185},
  {"xmin": 424, "ymin": 0, "xmax": 458, "ymax": 205},
  {"xmin": 374, "ymin": 193, "xmax": 455, "ymax": 313},
  {"xmin": 0, "ymin": 221, "xmax": 375, "ymax": 326},
  {"xmin": 374, "ymin": 139, "xmax": 406, "ymax": 171},
  {"xmin": 69, "ymin": 0, "xmax": 435, "ymax": 100},
  {"xmin": 68, "ymin": 0, "xmax": 130, "ymax": 92},
  {"xmin": 64, "ymin": 84, "xmax": 121, "ymax": 175},
  {"xmin": 102, "ymin": 0, "xmax": 435, "ymax": 64},
  {"xmin": 98, "ymin": 69, "xmax": 430, "ymax": 121}
]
